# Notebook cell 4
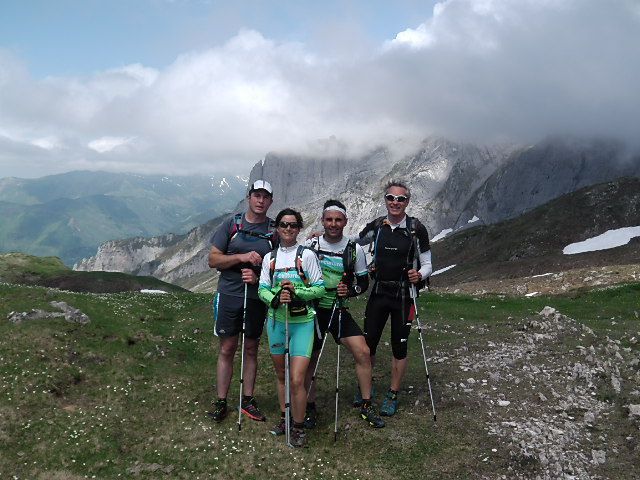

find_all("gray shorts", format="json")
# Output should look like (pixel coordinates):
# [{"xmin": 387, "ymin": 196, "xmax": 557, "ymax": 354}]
[{"xmin": 212, "ymin": 292, "xmax": 267, "ymax": 339}]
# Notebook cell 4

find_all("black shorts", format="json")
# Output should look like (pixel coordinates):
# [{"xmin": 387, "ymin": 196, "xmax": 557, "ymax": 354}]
[
  {"xmin": 212, "ymin": 292, "xmax": 267, "ymax": 339},
  {"xmin": 312, "ymin": 305, "xmax": 364, "ymax": 351}
]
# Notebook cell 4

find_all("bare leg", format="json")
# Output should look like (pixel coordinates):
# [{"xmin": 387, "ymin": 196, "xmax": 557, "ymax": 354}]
[
  {"xmin": 271, "ymin": 354, "xmax": 286, "ymax": 412},
  {"xmin": 304, "ymin": 350, "xmax": 321, "ymax": 403},
  {"xmin": 216, "ymin": 336, "xmax": 239, "ymax": 398},
  {"xmin": 390, "ymin": 357, "xmax": 408, "ymax": 392},
  {"xmin": 290, "ymin": 356, "xmax": 311, "ymax": 424},
  {"xmin": 342, "ymin": 336, "xmax": 372, "ymax": 398},
  {"xmin": 242, "ymin": 337, "xmax": 260, "ymax": 396}
]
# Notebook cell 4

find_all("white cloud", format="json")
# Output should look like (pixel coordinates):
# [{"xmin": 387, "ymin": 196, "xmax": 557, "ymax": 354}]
[
  {"xmin": 1, "ymin": 0, "xmax": 639, "ymax": 178},
  {"xmin": 31, "ymin": 136, "xmax": 63, "ymax": 150},
  {"xmin": 87, "ymin": 136, "xmax": 136, "ymax": 153}
]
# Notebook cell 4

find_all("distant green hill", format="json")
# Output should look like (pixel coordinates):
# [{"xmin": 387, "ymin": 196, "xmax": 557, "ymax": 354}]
[
  {"xmin": 0, "ymin": 252, "xmax": 186, "ymax": 293},
  {"xmin": 0, "ymin": 171, "xmax": 246, "ymax": 265}
]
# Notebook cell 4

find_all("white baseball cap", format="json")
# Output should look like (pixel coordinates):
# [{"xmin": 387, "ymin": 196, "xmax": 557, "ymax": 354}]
[{"xmin": 249, "ymin": 180, "xmax": 273, "ymax": 195}]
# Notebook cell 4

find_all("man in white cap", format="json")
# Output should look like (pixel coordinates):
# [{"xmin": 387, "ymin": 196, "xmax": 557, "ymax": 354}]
[{"xmin": 207, "ymin": 180, "xmax": 275, "ymax": 422}]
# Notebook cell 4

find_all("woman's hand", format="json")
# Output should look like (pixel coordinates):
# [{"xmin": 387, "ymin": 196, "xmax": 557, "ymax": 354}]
[{"xmin": 280, "ymin": 280, "xmax": 295, "ymax": 303}]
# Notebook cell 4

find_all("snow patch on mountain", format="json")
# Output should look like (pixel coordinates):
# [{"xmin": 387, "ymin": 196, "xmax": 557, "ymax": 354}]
[{"xmin": 563, "ymin": 226, "xmax": 640, "ymax": 255}]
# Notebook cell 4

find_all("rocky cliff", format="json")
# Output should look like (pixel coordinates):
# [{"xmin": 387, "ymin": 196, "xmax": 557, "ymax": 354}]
[
  {"xmin": 75, "ymin": 136, "xmax": 639, "ymax": 291},
  {"xmin": 454, "ymin": 137, "xmax": 640, "ymax": 229}
]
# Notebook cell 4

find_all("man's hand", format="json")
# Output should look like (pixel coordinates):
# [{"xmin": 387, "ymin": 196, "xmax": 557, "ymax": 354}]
[
  {"xmin": 241, "ymin": 268, "xmax": 258, "ymax": 284},
  {"xmin": 305, "ymin": 230, "xmax": 323, "ymax": 240},
  {"xmin": 336, "ymin": 281, "xmax": 349, "ymax": 298},
  {"xmin": 240, "ymin": 251, "xmax": 263, "ymax": 266},
  {"xmin": 407, "ymin": 268, "xmax": 422, "ymax": 284}
]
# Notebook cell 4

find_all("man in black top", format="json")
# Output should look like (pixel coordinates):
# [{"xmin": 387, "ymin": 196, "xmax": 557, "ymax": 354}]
[
  {"xmin": 207, "ymin": 180, "xmax": 274, "ymax": 422},
  {"xmin": 358, "ymin": 180, "xmax": 432, "ymax": 416}
]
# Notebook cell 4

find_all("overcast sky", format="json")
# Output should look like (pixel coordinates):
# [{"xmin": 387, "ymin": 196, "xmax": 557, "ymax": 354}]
[{"xmin": 1, "ymin": 0, "xmax": 638, "ymax": 178}]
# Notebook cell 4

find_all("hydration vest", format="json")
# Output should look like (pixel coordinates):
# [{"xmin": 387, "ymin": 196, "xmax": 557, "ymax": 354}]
[
  {"xmin": 268, "ymin": 245, "xmax": 313, "ymax": 316},
  {"xmin": 363, "ymin": 215, "xmax": 427, "ymax": 290}
]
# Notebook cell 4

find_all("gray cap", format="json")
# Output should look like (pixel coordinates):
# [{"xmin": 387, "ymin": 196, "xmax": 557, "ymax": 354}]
[{"xmin": 248, "ymin": 180, "xmax": 273, "ymax": 195}]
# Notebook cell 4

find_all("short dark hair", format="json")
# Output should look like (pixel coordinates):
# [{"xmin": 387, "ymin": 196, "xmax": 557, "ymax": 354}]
[
  {"xmin": 275, "ymin": 208, "xmax": 304, "ymax": 228},
  {"xmin": 384, "ymin": 180, "xmax": 411, "ymax": 199},
  {"xmin": 323, "ymin": 199, "xmax": 346, "ymax": 211}
]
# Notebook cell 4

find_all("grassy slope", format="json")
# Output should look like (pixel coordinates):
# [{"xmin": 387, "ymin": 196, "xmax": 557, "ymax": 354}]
[
  {"xmin": 432, "ymin": 177, "xmax": 640, "ymax": 284},
  {"xmin": 0, "ymin": 253, "xmax": 186, "ymax": 294},
  {"xmin": 1, "ymin": 282, "xmax": 638, "ymax": 479}
]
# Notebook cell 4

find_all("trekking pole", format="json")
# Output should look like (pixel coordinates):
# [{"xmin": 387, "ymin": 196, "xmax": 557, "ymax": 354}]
[
  {"xmin": 409, "ymin": 283, "xmax": 437, "ymax": 422},
  {"xmin": 237, "ymin": 283, "xmax": 248, "ymax": 431},
  {"xmin": 284, "ymin": 302, "xmax": 293, "ymax": 447},
  {"xmin": 307, "ymin": 299, "xmax": 338, "ymax": 399},
  {"xmin": 333, "ymin": 305, "xmax": 342, "ymax": 442}
]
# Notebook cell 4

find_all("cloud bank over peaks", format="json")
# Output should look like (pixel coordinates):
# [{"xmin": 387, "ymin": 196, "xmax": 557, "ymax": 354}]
[{"xmin": 1, "ymin": 0, "xmax": 639, "ymax": 178}]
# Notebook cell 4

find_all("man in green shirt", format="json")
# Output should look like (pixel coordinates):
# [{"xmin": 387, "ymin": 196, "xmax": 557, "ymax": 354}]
[{"xmin": 304, "ymin": 199, "xmax": 384, "ymax": 429}]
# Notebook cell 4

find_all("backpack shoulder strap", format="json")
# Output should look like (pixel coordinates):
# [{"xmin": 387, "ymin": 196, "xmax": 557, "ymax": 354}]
[
  {"xmin": 342, "ymin": 240, "xmax": 356, "ymax": 274},
  {"xmin": 230, "ymin": 213, "xmax": 243, "ymax": 241},
  {"xmin": 268, "ymin": 246, "xmax": 279, "ymax": 285},
  {"xmin": 295, "ymin": 245, "xmax": 312, "ymax": 285}
]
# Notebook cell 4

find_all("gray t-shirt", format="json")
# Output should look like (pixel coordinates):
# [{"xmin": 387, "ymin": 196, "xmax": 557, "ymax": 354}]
[{"xmin": 210, "ymin": 213, "xmax": 275, "ymax": 299}]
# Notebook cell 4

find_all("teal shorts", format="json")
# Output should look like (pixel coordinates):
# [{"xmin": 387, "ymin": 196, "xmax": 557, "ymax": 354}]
[{"xmin": 267, "ymin": 319, "xmax": 315, "ymax": 358}]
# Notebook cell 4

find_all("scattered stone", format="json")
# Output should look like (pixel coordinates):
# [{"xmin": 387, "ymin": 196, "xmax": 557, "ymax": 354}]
[
  {"xmin": 584, "ymin": 411, "xmax": 596, "ymax": 424},
  {"xmin": 591, "ymin": 450, "xmax": 606, "ymax": 465},
  {"xmin": 6, "ymin": 301, "xmax": 90, "ymax": 324},
  {"xmin": 497, "ymin": 400, "xmax": 511, "ymax": 407},
  {"xmin": 50, "ymin": 301, "xmax": 90, "ymax": 324},
  {"xmin": 539, "ymin": 306, "xmax": 557, "ymax": 317},
  {"xmin": 628, "ymin": 405, "xmax": 640, "ymax": 418}
]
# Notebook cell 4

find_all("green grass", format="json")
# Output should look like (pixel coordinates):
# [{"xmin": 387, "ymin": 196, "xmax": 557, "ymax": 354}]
[
  {"xmin": 0, "ymin": 252, "xmax": 187, "ymax": 294},
  {"xmin": 1, "ymin": 282, "xmax": 638, "ymax": 479}
]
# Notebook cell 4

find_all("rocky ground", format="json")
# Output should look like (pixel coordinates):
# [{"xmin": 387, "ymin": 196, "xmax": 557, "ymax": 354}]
[
  {"xmin": 434, "ymin": 264, "xmax": 640, "ymax": 297},
  {"xmin": 431, "ymin": 304, "xmax": 640, "ymax": 479}
]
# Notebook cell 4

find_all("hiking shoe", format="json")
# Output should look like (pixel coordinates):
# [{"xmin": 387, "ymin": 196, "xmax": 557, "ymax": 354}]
[
  {"xmin": 207, "ymin": 399, "xmax": 228, "ymax": 422},
  {"xmin": 303, "ymin": 406, "xmax": 317, "ymax": 429},
  {"xmin": 270, "ymin": 417, "xmax": 286, "ymax": 436},
  {"xmin": 289, "ymin": 427, "xmax": 307, "ymax": 448},
  {"xmin": 241, "ymin": 397, "xmax": 266, "ymax": 422},
  {"xmin": 360, "ymin": 403, "xmax": 385, "ymax": 428},
  {"xmin": 353, "ymin": 385, "xmax": 376, "ymax": 407},
  {"xmin": 379, "ymin": 392, "xmax": 398, "ymax": 417}
]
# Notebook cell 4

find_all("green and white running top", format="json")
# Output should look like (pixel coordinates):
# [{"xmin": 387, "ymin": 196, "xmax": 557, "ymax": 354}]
[
  {"xmin": 258, "ymin": 243, "xmax": 325, "ymax": 324},
  {"xmin": 304, "ymin": 236, "xmax": 368, "ymax": 309}
]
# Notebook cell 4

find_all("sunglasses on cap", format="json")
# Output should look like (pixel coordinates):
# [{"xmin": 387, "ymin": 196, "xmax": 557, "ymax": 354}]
[
  {"xmin": 278, "ymin": 221, "xmax": 301, "ymax": 229},
  {"xmin": 384, "ymin": 194, "xmax": 409, "ymax": 203}
]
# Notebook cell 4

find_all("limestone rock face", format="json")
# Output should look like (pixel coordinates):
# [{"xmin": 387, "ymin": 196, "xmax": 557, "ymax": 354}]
[
  {"xmin": 455, "ymin": 137, "xmax": 640, "ymax": 229},
  {"xmin": 74, "ymin": 135, "xmax": 639, "ymax": 291}
]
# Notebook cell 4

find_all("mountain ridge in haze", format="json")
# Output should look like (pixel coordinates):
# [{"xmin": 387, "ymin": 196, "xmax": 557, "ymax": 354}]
[
  {"xmin": 0, "ymin": 170, "xmax": 247, "ymax": 265},
  {"xmin": 74, "ymin": 136, "xmax": 640, "ymax": 291}
]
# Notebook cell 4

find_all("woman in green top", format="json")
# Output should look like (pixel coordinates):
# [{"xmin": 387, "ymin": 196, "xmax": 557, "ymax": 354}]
[{"xmin": 258, "ymin": 208, "xmax": 325, "ymax": 447}]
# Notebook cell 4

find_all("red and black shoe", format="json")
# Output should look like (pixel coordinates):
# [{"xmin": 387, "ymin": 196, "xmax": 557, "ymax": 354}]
[{"xmin": 241, "ymin": 397, "xmax": 266, "ymax": 422}]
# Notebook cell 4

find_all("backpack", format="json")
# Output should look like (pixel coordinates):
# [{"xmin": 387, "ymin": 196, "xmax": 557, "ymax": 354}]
[
  {"xmin": 268, "ymin": 245, "xmax": 312, "ymax": 286},
  {"xmin": 268, "ymin": 245, "xmax": 314, "ymax": 316},
  {"xmin": 363, "ymin": 215, "xmax": 426, "ymax": 289},
  {"xmin": 229, "ymin": 213, "xmax": 277, "ymax": 248},
  {"xmin": 308, "ymin": 238, "xmax": 357, "ymax": 287}
]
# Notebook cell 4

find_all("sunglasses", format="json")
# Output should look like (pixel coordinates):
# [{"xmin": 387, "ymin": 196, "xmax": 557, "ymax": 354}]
[
  {"xmin": 384, "ymin": 194, "xmax": 408, "ymax": 203},
  {"xmin": 278, "ymin": 221, "xmax": 301, "ymax": 229}
]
